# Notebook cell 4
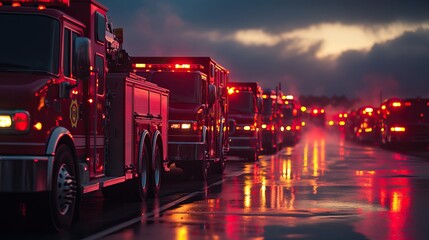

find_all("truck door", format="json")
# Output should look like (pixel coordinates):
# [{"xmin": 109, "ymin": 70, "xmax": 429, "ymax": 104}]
[{"xmin": 86, "ymin": 12, "xmax": 107, "ymax": 177}]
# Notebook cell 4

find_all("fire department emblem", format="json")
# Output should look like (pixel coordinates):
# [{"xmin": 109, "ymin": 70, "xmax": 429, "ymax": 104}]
[{"xmin": 70, "ymin": 99, "xmax": 79, "ymax": 128}]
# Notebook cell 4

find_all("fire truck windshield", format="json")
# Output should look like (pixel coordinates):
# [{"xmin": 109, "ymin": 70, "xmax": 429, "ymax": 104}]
[
  {"xmin": 229, "ymin": 92, "xmax": 255, "ymax": 113},
  {"xmin": 151, "ymin": 72, "xmax": 202, "ymax": 104},
  {"xmin": 0, "ymin": 13, "xmax": 60, "ymax": 75}
]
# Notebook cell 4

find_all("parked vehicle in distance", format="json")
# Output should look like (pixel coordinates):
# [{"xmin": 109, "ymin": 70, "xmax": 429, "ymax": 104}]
[
  {"xmin": 281, "ymin": 95, "xmax": 302, "ymax": 145},
  {"xmin": 379, "ymin": 98, "xmax": 429, "ymax": 148},
  {"xmin": 346, "ymin": 106, "xmax": 379, "ymax": 143},
  {"xmin": 227, "ymin": 82, "xmax": 263, "ymax": 161},
  {"xmin": 131, "ymin": 57, "xmax": 230, "ymax": 177},
  {"xmin": 261, "ymin": 88, "xmax": 283, "ymax": 153}
]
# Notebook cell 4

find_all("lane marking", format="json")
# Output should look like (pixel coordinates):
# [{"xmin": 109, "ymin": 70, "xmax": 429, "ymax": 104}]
[{"xmin": 82, "ymin": 171, "xmax": 242, "ymax": 240}]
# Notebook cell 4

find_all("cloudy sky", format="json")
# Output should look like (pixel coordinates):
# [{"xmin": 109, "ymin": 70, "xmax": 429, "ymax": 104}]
[{"xmin": 99, "ymin": 0, "xmax": 429, "ymax": 106}]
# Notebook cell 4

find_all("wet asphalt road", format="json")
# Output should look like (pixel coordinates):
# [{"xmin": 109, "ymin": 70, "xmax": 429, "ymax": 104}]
[{"xmin": 2, "ymin": 126, "xmax": 429, "ymax": 239}]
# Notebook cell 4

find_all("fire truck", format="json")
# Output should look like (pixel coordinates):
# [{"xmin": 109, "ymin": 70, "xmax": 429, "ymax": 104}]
[
  {"xmin": 0, "ymin": 0, "xmax": 169, "ymax": 230},
  {"xmin": 227, "ymin": 82, "xmax": 263, "ymax": 161},
  {"xmin": 131, "ymin": 57, "xmax": 230, "ymax": 178},
  {"xmin": 281, "ymin": 95, "xmax": 302, "ymax": 145},
  {"xmin": 379, "ymin": 98, "xmax": 429, "ymax": 148},
  {"xmin": 261, "ymin": 88, "xmax": 283, "ymax": 153}
]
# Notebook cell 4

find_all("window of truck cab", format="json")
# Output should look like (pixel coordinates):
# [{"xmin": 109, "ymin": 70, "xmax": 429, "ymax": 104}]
[
  {"xmin": 0, "ymin": 13, "xmax": 60, "ymax": 75},
  {"xmin": 63, "ymin": 26, "xmax": 81, "ymax": 79},
  {"xmin": 151, "ymin": 72, "xmax": 203, "ymax": 104}
]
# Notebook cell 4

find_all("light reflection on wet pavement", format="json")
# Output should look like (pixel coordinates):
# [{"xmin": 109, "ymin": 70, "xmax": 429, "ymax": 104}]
[{"xmin": 106, "ymin": 127, "xmax": 429, "ymax": 240}]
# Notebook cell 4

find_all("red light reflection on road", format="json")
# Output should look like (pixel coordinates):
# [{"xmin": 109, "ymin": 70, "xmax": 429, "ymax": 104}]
[{"xmin": 355, "ymin": 169, "xmax": 411, "ymax": 240}]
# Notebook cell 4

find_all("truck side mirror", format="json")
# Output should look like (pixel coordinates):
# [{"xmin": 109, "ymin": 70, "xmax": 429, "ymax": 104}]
[
  {"xmin": 208, "ymin": 83, "xmax": 216, "ymax": 107},
  {"xmin": 74, "ymin": 37, "xmax": 91, "ymax": 81},
  {"xmin": 257, "ymin": 97, "xmax": 263, "ymax": 113}
]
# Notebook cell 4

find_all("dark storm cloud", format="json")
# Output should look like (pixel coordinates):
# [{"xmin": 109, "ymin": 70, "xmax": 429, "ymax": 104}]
[
  {"xmin": 335, "ymin": 29, "xmax": 429, "ymax": 103},
  {"xmin": 99, "ymin": 0, "xmax": 429, "ymax": 104},
  {"xmin": 161, "ymin": 0, "xmax": 429, "ymax": 32}
]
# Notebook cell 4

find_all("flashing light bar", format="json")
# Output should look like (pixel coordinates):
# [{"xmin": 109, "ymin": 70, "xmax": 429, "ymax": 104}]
[
  {"xmin": 133, "ymin": 63, "xmax": 204, "ymax": 71},
  {"xmin": 364, "ymin": 128, "xmax": 373, "ymax": 133},
  {"xmin": 285, "ymin": 95, "xmax": 294, "ymax": 100},
  {"xmin": 390, "ymin": 126, "xmax": 405, "ymax": 132},
  {"xmin": 392, "ymin": 102, "xmax": 402, "ymax": 107},
  {"xmin": 1, "ymin": 0, "xmax": 70, "ymax": 7}
]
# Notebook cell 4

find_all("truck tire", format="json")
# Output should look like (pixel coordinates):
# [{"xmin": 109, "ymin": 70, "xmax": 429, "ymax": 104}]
[
  {"xmin": 102, "ymin": 140, "xmax": 149, "ymax": 201},
  {"xmin": 50, "ymin": 144, "xmax": 78, "ymax": 231},
  {"xmin": 194, "ymin": 141, "xmax": 209, "ymax": 180},
  {"xmin": 211, "ymin": 135, "xmax": 226, "ymax": 175},
  {"xmin": 149, "ymin": 142, "xmax": 162, "ymax": 197},
  {"xmin": 133, "ymin": 141, "xmax": 150, "ymax": 200}
]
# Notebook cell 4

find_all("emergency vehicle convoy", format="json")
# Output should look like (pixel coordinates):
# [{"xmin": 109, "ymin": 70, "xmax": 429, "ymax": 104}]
[
  {"xmin": 227, "ymin": 82, "xmax": 263, "ymax": 161},
  {"xmin": 0, "ymin": 0, "xmax": 169, "ymax": 230},
  {"xmin": 378, "ymin": 97, "xmax": 429, "ymax": 148},
  {"xmin": 131, "ymin": 57, "xmax": 230, "ymax": 178}
]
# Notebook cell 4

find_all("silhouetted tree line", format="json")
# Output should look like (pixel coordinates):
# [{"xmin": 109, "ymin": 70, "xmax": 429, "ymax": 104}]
[{"xmin": 299, "ymin": 95, "xmax": 359, "ymax": 109}]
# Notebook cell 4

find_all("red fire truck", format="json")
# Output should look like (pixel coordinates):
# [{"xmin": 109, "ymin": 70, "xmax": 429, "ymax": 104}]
[
  {"xmin": 281, "ymin": 95, "xmax": 302, "ymax": 145},
  {"xmin": 379, "ymin": 97, "xmax": 429, "ymax": 148},
  {"xmin": 0, "ymin": 0, "xmax": 169, "ymax": 230},
  {"xmin": 227, "ymin": 82, "xmax": 263, "ymax": 161},
  {"xmin": 261, "ymin": 88, "xmax": 283, "ymax": 153},
  {"xmin": 131, "ymin": 57, "xmax": 230, "ymax": 178}
]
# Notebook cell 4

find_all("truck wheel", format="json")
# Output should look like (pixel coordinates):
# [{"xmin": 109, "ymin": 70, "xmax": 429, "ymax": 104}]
[
  {"xmin": 149, "ymin": 142, "xmax": 162, "ymax": 197},
  {"xmin": 50, "ymin": 145, "xmax": 78, "ymax": 231},
  {"xmin": 192, "ymin": 142, "xmax": 208, "ymax": 181},
  {"xmin": 212, "ymin": 137, "xmax": 226, "ymax": 175},
  {"xmin": 133, "ymin": 142, "xmax": 150, "ymax": 200}
]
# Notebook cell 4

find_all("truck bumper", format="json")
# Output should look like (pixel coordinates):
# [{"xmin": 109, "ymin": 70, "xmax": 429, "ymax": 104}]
[{"xmin": 0, "ymin": 155, "xmax": 52, "ymax": 192}]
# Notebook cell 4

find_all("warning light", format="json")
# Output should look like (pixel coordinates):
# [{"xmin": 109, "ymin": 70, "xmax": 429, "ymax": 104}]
[
  {"xmin": 175, "ymin": 64, "xmax": 190, "ymax": 69},
  {"xmin": 134, "ymin": 63, "xmax": 146, "ymax": 68},
  {"xmin": 392, "ymin": 102, "xmax": 402, "ymax": 107},
  {"xmin": 390, "ymin": 126, "xmax": 405, "ymax": 132},
  {"xmin": 13, "ymin": 112, "xmax": 30, "ymax": 131},
  {"xmin": 228, "ymin": 88, "xmax": 235, "ymax": 95}
]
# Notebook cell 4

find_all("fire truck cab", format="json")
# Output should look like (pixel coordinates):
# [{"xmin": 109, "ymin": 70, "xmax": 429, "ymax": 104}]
[
  {"xmin": 261, "ymin": 88, "xmax": 283, "ymax": 153},
  {"xmin": 281, "ymin": 95, "xmax": 302, "ymax": 145},
  {"xmin": 131, "ymin": 57, "xmax": 230, "ymax": 179},
  {"xmin": 379, "ymin": 98, "xmax": 429, "ymax": 148},
  {"xmin": 0, "ymin": 0, "xmax": 168, "ymax": 230},
  {"xmin": 227, "ymin": 82, "xmax": 263, "ymax": 161}
]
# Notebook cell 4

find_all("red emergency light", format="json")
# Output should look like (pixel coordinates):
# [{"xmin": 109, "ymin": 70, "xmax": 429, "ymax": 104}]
[
  {"xmin": 133, "ymin": 63, "xmax": 204, "ymax": 71},
  {"xmin": 0, "ymin": 0, "xmax": 69, "ymax": 7}
]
